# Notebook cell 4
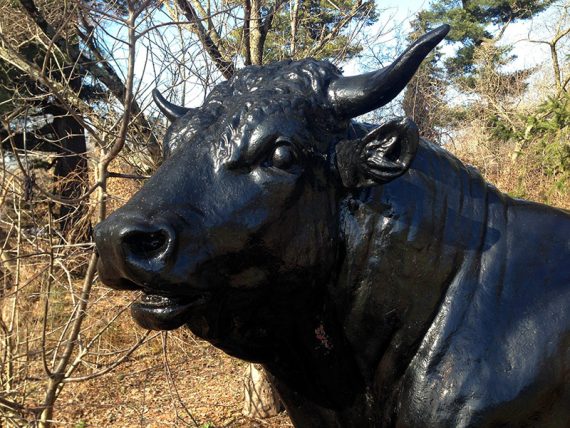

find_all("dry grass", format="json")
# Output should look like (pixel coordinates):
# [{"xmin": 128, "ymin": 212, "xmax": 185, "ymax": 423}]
[
  {"xmin": 54, "ymin": 326, "xmax": 292, "ymax": 427},
  {"xmin": 449, "ymin": 120, "xmax": 569, "ymax": 210},
  {"xmin": 3, "ymin": 278, "xmax": 293, "ymax": 427}
]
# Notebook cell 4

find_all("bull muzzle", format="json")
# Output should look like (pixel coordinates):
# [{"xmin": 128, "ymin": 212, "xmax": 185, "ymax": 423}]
[
  {"xmin": 95, "ymin": 213, "xmax": 210, "ymax": 331},
  {"xmin": 94, "ymin": 214, "xmax": 176, "ymax": 289}
]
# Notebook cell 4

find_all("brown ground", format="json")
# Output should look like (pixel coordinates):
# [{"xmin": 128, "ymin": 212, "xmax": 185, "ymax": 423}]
[{"xmin": 55, "ymin": 326, "xmax": 293, "ymax": 427}]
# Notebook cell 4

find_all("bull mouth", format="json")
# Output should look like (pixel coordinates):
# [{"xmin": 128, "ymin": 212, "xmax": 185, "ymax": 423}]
[
  {"xmin": 131, "ymin": 292, "xmax": 210, "ymax": 331},
  {"xmin": 106, "ymin": 277, "xmax": 210, "ymax": 331}
]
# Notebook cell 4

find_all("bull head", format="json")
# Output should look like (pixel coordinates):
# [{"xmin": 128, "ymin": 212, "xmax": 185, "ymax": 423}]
[{"xmin": 94, "ymin": 26, "xmax": 449, "ymax": 357}]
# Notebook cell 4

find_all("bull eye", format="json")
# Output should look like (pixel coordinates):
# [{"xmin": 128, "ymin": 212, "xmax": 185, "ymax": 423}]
[{"xmin": 268, "ymin": 144, "xmax": 296, "ymax": 170}]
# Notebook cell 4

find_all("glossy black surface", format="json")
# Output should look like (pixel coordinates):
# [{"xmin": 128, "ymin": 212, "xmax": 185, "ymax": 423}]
[{"xmin": 95, "ymin": 26, "xmax": 570, "ymax": 427}]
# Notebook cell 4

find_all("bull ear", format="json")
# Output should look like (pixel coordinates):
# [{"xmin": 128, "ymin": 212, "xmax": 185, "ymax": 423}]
[{"xmin": 335, "ymin": 117, "xmax": 419, "ymax": 188}]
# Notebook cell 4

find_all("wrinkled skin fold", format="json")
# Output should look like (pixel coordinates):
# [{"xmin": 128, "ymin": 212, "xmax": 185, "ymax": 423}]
[{"xmin": 95, "ymin": 25, "xmax": 570, "ymax": 427}]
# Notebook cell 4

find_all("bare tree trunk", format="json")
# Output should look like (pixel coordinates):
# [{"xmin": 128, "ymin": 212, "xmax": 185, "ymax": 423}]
[
  {"xmin": 38, "ymin": 2, "xmax": 146, "ymax": 425},
  {"xmin": 243, "ymin": 363, "xmax": 283, "ymax": 418},
  {"xmin": 550, "ymin": 43, "xmax": 563, "ymax": 93},
  {"xmin": 527, "ymin": 4, "xmax": 570, "ymax": 95},
  {"xmin": 248, "ymin": 0, "xmax": 285, "ymax": 65},
  {"xmin": 290, "ymin": 0, "xmax": 301, "ymax": 57},
  {"xmin": 47, "ymin": 106, "xmax": 89, "ymax": 241},
  {"xmin": 249, "ymin": 0, "xmax": 264, "ymax": 65},
  {"xmin": 243, "ymin": 0, "xmax": 252, "ymax": 65}
]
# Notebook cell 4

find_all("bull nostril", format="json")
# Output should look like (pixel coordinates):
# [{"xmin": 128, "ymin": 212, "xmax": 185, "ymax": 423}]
[
  {"xmin": 123, "ymin": 230, "xmax": 169, "ymax": 258},
  {"xmin": 95, "ymin": 216, "xmax": 178, "ymax": 285},
  {"xmin": 119, "ymin": 222, "xmax": 177, "ymax": 267}
]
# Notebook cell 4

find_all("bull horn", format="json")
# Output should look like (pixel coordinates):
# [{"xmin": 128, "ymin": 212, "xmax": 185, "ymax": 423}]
[
  {"xmin": 152, "ymin": 88, "xmax": 192, "ymax": 122},
  {"xmin": 328, "ymin": 25, "xmax": 450, "ymax": 118}
]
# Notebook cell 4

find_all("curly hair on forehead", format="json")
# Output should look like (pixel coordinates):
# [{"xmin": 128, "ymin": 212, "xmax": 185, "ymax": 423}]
[
  {"xmin": 162, "ymin": 59, "xmax": 349, "ymax": 158},
  {"xmin": 207, "ymin": 58, "xmax": 344, "ymax": 105}
]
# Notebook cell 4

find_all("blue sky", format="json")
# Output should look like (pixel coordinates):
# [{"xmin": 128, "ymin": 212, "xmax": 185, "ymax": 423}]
[{"xmin": 346, "ymin": 0, "xmax": 557, "ymax": 74}]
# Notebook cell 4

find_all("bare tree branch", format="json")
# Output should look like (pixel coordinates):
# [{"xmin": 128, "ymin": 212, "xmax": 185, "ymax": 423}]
[
  {"xmin": 243, "ymin": 0, "xmax": 252, "ymax": 65},
  {"xmin": 18, "ymin": 0, "xmax": 160, "ymax": 155},
  {"xmin": 175, "ymin": 0, "xmax": 235, "ymax": 78}
]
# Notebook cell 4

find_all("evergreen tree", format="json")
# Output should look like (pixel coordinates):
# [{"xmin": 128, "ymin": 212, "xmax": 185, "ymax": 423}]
[{"xmin": 261, "ymin": 0, "xmax": 378, "ymax": 62}]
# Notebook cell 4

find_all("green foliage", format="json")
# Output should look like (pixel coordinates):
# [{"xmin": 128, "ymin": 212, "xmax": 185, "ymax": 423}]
[
  {"xmin": 487, "ymin": 113, "xmax": 517, "ymax": 141},
  {"xmin": 490, "ymin": 94, "xmax": 570, "ymax": 194},
  {"xmin": 492, "ymin": 94, "xmax": 570, "ymax": 141},
  {"xmin": 529, "ymin": 96, "xmax": 570, "ymax": 178},
  {"xmin": 538, "ymin": 131, "xmax": 570, "ymax": 176},
  {"xmin": 528, "ymin": 95, "xmax": 570, "ymax": 132}
]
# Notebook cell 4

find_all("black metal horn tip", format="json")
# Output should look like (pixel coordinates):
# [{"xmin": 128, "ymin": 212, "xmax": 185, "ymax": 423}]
[
  {"xmin": 152, "ymin": 89, "xmax": 192, "ymax": 122},
  {"xmin": 328, "ymin": 24, "xmax": 451, "ymax": 118}
]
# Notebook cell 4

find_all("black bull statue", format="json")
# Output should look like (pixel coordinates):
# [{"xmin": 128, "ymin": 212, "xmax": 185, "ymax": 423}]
[{"xmin": 94, "ymin": 26, "xmax": 570, "ymax": 427}]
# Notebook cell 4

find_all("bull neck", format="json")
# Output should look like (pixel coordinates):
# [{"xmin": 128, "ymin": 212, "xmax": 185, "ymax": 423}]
[{"xmin": 335, "ymin": 139, "xmax": 493, "ymax": 385}]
